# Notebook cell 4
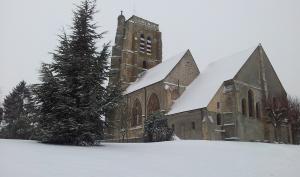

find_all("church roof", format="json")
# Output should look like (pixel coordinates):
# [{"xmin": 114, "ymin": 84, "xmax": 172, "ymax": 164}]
[
  {"xmin": 167, "ymin": 46, "xmax": 258, "ymax": 115},
  {"xmin": 125, "ymin": 50, "xmax": 188, "ymax": 94}
]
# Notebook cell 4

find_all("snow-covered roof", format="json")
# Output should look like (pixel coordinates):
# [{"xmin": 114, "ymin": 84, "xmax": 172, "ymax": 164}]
[
  {"xmin": 167, "ymin": 46, "xmax": 258, "ymax": 115},
  {"xmin": 125, "ymin": 50, "xmax": 188, "ymax": 94}
]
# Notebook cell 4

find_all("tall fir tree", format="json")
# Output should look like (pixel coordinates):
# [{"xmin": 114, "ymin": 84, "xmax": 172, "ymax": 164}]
[
  {"xmin": 2, "ymin": 81, "xmax": 35, "ymax": 139},
  {"xmin": 34, "ymin": 0, "xmax": 122, "ymax": 145}
]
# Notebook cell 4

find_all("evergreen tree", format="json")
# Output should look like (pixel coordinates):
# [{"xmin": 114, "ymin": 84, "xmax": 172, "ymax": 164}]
[
  {"xmin": 0, "ymin": 107, "xmax": 3, "ymax": 121},
  {"xmin": 34, "ymin": 0, "xmax": 122, "ymax": 145},
  {"xmin": 33, "ymin": 63, "xmax": 61, "ymax": 142},
  {"xmin": 1, "ymin": 81, "xmax": 34, "ymax": 139}
]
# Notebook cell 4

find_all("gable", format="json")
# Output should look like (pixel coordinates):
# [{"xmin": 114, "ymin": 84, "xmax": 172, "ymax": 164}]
[
  {"xmin": 261, "ymin": 48, "xmax": 287, "ymax": 97},
  {"xmin": 125, "ymin": 50, "xmax": 189, "ymax": 94},
  {"xmin": 234, "ymin": 47, "xmax": 261, "ymax": 87},
  {"xmin": 234, "ymin": 46, "xmax": 286, "ymax": 98},
  {"xmin": 167, "ymin": 46, "xmax": 257, "ymax": 115},
  {"xmin": 164, "ymin": 50, "xmax": 200, "ymax": 87}
]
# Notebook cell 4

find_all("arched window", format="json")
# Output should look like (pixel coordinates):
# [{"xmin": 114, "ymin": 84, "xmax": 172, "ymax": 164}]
[
  {"xmin": 256, "ymin": 102, "xmax": 261, "ymax": 119},
  {"xmin": 132, "ymin": 99, "xmax": 142, "ymax": 127},
  {"xmin": 242, "ymin": 98, "xmax": 247, "ymax": 116},
  {"xmin": 248, "ymin": 90, "xmax": 254, "ymax": 117},
  {"xmin": 139, "ymin": 34, "xmax": 145, "ymax": 53},
  {"xmin": 143, "ymin": 61, "xmax": 147, "ymax": 69},
  {"xmin": 146, "ymin": 36, "xmax": 152, "ymax": 55},
  {"xmin": 147, "ymin": 93, "xmax": 160, "ymax": 115},
  {"xmin": 216, "ymin": 114, "xmax": 222, "ymax": 126}
]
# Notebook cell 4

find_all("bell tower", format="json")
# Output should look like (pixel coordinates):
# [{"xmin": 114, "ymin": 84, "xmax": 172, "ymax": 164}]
[{"xmin": 109, "ymin": 12, "xmax": 162, "ymax": 87}]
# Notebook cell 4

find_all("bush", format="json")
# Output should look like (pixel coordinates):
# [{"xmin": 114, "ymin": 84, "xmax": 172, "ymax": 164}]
[{"xmin": 143, "ymin": 112, "xmax": 173, "ymax": 142}]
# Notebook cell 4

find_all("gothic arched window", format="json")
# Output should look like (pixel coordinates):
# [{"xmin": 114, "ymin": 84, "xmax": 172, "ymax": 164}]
[
  {"xmin": 248, "ymin": 90, "xmax": 254, "ymax": 117},
  {"xmin": 147, "ymin": 93, "xmax": 160, "ymax": 115},
  {"xmin": 139, "ymin": 34, "xmax": 145, "ymax": 53},
  {"xmin": 216, "ymin": 114, "xmax": 222, "ymax": 125},
  {"xmin": 256, "ymin": 102, "xmax": 261, "ymax": 119},
  {"xmin": 242, "ymin": 98, "xmax": 247, "ymax": 116},
  {"xmin": 132, "ymin": 99, "xmax": 142, "ymax": 127},
  {"xmin": 146, "ymin": 36, "xmax": 152, "ymax": 55}
]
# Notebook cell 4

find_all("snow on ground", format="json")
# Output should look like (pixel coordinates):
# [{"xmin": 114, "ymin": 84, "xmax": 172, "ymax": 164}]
[{"xmin": 0, "ymin": 139, "xmax": 299, "ymax": 177}]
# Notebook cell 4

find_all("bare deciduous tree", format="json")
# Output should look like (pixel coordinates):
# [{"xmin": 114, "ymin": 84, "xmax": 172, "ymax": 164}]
[
  {"xmin": 265, "ymin": 95, "xmax": 300, "ymax": 143},
  {"xmin": 265, "ymin": 96, "xmax": 288, "ymax": 142},
  {"xmin": 287, "ymin": 96, "xmax": 300, "ymax": 144}
]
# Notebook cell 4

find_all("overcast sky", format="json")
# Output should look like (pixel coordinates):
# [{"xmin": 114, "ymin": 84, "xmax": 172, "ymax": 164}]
[{"xmin": 0, "ymin": 0, "xmax": 299, "ymax": 103}]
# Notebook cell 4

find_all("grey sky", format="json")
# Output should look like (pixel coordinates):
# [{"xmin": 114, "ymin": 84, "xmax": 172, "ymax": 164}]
[{"xmin": 0, "ymin": 0, "xmax": 299, "ymax": 103}]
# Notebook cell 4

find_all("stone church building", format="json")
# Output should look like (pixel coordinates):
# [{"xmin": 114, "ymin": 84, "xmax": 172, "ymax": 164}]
[{"xmin": 107, "ymin": 13, "xmax": 291, "ymax": 143}]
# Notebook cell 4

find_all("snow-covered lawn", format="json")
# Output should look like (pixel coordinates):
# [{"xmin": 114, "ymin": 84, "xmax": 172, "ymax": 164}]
[{"xmin": 0, "ymin": 139, "xmax": 299, "ymax": 177}]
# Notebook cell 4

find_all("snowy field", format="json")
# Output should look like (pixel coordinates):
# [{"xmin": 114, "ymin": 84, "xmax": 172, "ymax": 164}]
[{"xmin": 0, "ymin": 139, "xmax": 299, "ymax": 177}]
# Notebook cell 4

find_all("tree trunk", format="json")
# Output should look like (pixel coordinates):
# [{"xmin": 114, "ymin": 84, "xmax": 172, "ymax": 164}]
[{"xmin": 274, "ymin": 125, "xmax": 281, "ymax": 143}]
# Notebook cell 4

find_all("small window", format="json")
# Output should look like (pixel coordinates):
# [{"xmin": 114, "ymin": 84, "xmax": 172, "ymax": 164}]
[
  {"xmin": 191, "ymin": 122, "xmax": 196, "ymax": 130},
  {"xmin": 143, "ymin": 61, "xmax": 147, "ymax": 69},
  {"xmin": 217, "ymin": 102, "xmax": 220, "ymax": 109},
  {"xmin": 216, "ymin": 114, "xmax": 222, "ymax": 126}
]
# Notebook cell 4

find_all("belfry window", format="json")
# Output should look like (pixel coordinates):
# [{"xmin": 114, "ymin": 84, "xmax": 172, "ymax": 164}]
[
  {"xmin": 139, "ymin": 34, "xmax": 145, "ymax": 53},
  {"xmin": 146, "ymin": 36, "xmax": 152, "ymax": 55}
]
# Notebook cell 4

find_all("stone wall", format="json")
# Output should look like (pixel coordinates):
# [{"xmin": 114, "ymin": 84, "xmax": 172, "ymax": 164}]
[
  {"xmin": 167, "ymin": 109, "xmax": 203, "ymax": 139},
  {"xmin": 119, "ymin": 51, "xmax": 199, "ymax": 140},
  {"xmin": 164, "ymin": 51, "xmax": 200, "ymax": 111},
  {"xmin": 119, "ymin": 16, "xmax": 162, "ymax": 84},
  {"xmin": 109, "ymin": 14, "xmax": 162, "ymax": 86}
]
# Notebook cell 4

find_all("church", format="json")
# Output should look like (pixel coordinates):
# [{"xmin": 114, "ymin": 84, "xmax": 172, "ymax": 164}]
[{"xmin": 107, "ymin": 13, "xmax": 291, "ymax": 143}]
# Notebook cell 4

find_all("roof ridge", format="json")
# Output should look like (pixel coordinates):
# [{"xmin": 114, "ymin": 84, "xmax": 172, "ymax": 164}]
[{"xmin": 206, "ymin": 45, "xmax": 258, "ymax": 68}]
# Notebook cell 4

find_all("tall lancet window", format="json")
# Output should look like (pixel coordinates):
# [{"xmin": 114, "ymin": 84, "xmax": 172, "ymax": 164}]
[
  {"xmin": 146, "ymin": 36, "xmax": 152, "ymax": 55},
  {"xmin": 248, "ymin": 90, "xmax": 254, "ymax": 117},
  {"xmin": 132, "ymin": 99, "xmax": 142, "ymax": 127},
  {"xmin": 139, "ymin": 34, "xmax": 145, "ymax": 53}
]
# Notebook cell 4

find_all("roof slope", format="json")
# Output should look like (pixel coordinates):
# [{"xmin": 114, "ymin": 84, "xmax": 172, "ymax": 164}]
[
  {"xmin": 167, "ymin": 46, "xmax": 258, "ymax": 115},
  {"xmin": 125, "ymin": 50, "xmax": 188, "ymax": 94}
]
